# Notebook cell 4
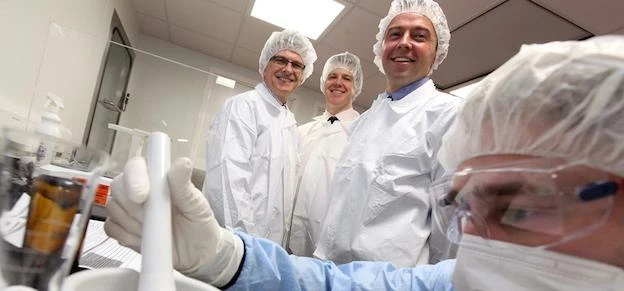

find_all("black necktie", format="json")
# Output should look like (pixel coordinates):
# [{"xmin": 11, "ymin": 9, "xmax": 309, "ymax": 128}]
[{"xmin": 328, "ymin": 116, "xmax": 339, "ymax": 124}]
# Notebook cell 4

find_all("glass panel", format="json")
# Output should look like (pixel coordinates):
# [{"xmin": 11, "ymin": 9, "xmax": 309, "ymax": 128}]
[
  {"xmin": 3, "ymin": 18, "xmax": 256, "ymax": 179},
  {"xmin": 107, "ymin": 41, "xmax": 254, "ymax": 176},
  {"xmin": 16, "ymin": 22, "xmax": 103, "ymax": 144},
  {"xmin": 85, "ymin": 28, "xmax": 133, "ymax": 154}
]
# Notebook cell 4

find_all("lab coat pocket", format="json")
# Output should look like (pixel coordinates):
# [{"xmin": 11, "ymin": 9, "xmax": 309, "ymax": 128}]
[{"xmin": 362, "ymin": 153, "xmax": 430, "ymax": 225}]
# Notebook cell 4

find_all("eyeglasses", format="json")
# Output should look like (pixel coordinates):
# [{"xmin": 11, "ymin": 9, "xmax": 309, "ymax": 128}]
[
  {"xmin": 270, "ymin": 55, "xmax": 306, "ymax": 72},
  {"xmin": 432, "ymin": 159, "xmax": 618, "ymax": 249}
]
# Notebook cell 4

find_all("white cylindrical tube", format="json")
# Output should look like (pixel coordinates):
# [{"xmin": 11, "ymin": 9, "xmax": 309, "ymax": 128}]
[{"xmin": 139, "ymin": 132, "xmax": 175, "ymax": 291}]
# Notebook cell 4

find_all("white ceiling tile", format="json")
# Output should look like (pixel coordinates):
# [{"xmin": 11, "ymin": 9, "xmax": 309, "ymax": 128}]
[
  {"xmin": 166, "ymin": 0, "xmax": 243, "ymax": 44},
  {"xmin": 231, "ymin": 46, "xmax": 261, "ymax": 73},
  {"xmin": 436, "ymin": 0, "xmax": 504, "ymax": 29},
  {"xmin": 432, "ymin": 0, "xmax": 591, "ymax": 89},
  {"xmin": 312, "ymin": 44, "xmax": 340, "ymax": 75},
  {"xmin": 236, "ymin": 17, "xmax": 282, "ymax": 52},
  {"xmin": 138, "ymin": 13, "xmax": 170, "ymax": 41},
  {"xmin": 320, "ymin": 7, "xmax": 380, "ymax": 62},
  {"xmin": 532, "ymin": 0, "xmax": 624, "ymax": 35},
  {"xmin": 133, "ymin": 0, "xmax": 167, "ymax": 19},
  {"xmin": 126, "ymin": 0, "xmax": 619, "ymax": 112},
  {"xmin": 206, "ymin": 0, "xmax": 249, "ymax": 13},
  {"xmin": 170, "ymin": 25, "xmax": 233, "ymax": 60},
  {"xmin": 303, "ymin": 73, "xmax": 322, "ymax": 93},
  {"xmin": 359, "ymin": 59, "xmax": 378, "ymax": 82},
  {"xmin": 356, "ymin": 0, "xmax": 391, "ymax": 17}
]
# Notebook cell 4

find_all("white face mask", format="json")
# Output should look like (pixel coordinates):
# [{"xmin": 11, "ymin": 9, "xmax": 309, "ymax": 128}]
[{"xmin": 452, "ymin": 234, "xmax": 624, "ymax": 291}]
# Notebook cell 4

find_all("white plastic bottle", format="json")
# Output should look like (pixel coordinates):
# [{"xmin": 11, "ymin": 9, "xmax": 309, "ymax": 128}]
[
  {"xmin": 36, "ymin": 93, "xmax": 64, "ymax": 138},
  {"xmin": 35, "ymin": 93, "xmax": 64, "ymax": 164}
]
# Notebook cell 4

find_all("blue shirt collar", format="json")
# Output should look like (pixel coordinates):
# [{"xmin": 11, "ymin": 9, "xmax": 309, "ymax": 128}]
[{"xmin": 387, "ymin": 77, "xmax": 429, "ymax": 101}]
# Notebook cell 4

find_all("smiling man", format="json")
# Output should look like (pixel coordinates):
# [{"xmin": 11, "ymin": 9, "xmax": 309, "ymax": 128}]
[
  {"xmin": 286, "ymin": 52, "xmax": 363, "ymax": 256},
  {"xmin": 203, "ymin": 30, "xmax": 317, "ymax": 246},
  {"xmin": 105, "ymin": 34, "xmax": 624, "ymax": 291},
  {"xmin": 314, "ymin": 0, "xmax": 462, "ymax": 267}
]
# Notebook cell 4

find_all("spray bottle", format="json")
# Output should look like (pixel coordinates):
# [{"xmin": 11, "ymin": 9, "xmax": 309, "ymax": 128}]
[{"xmin": 35, "ymin": 93, "xmax": 64, "ymax": 165}]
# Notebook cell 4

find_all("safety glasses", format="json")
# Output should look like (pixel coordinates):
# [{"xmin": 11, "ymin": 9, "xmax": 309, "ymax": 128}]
[
  {"xmin": 433, "ymin": 158, "xmax": 619, "ymax": 249},
  {"xmin": 270, "ymin": 55, "xmax": 306, "ymax": 72}
]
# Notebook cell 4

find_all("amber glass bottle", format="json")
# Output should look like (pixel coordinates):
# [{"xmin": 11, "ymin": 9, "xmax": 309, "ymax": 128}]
[{"xmin": 21, "ymin": 174, "xmax": 82, "ymax": 290}]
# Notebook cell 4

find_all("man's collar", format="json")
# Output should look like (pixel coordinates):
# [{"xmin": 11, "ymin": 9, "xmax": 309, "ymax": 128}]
[
  {"xmin": 387, "ymin": 77, "xmax": 429, "ymax": 101},
  {"xmin": 322, "ymin": 108, "xmax": 359, "ymax": 122}
]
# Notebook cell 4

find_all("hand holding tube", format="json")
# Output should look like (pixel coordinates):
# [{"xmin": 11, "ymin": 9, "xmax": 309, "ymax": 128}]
[{"xmin": 104, "ymin": 156, "xmax": 244, "ymax": 287}]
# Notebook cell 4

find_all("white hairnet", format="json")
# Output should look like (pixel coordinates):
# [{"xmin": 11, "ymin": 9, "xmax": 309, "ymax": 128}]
[
  {"xmin": 320, "ymin": 52, "xmax": 364, "ymax": 99},
  {"xmin": 258, "ymin": 30, "xmax": 317, "ymax": 83},
  {"xmin": 439, "ymin": 35, "xmax": 624, "ymax": 177},
  {"xmin": 373, "ymin": 0, "xmax": 450, "ymax": 75}
]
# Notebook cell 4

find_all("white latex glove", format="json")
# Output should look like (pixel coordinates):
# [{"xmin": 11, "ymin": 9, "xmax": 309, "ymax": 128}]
[{"xmin": 104, "ymin": 156, "xmax": 244, "ymax": 287}]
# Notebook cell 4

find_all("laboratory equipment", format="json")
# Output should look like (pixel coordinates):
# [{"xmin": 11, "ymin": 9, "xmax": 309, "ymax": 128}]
[
  {"xmin": 63, "ymin": 131, "xmax": 219, "ymax": 291},
  {"xmin": 0, "ymin": 127, "xmax": 110, "ymax": 290}
]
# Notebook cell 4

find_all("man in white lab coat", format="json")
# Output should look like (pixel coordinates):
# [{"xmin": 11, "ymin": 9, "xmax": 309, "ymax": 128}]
[
  {"xmin": 105, "ymin": 35, "xmax": 624, "ymax": 291},
  {"xmin": 202, "ymin": 30, "xmax": 317, "ymax": 246},
  {"xmin": 315, "ymin": 0, "xmax": 462, "ymax": 267},
  {"xmin": 286, "ymin": 52, "xmax": 363, "ymax": 256}
]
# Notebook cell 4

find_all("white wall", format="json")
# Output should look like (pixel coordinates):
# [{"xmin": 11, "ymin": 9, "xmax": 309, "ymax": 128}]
[
  {"xmin": 131, "ymin": 36, "xmax": 327, "ymax": 123},
  {"xmin": 1, "ymin": 0, "xmax": 139, "ymax": 144},
  {"xmin": 3, "ymin": 0, "xmax": 327, "ymax": 171},
  {"xmin": 113, "ymin": 35, "xmax": 326, "ymax": 170}
]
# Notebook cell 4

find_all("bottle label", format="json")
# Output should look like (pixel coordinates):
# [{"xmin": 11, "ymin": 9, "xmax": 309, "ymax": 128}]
[{"xmin": 94, "ymin": 184, "xmax": 110, "ymax": 207}]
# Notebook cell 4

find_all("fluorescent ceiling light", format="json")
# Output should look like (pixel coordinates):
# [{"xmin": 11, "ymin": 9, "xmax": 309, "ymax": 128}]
[
  {"xmin": 176, "ymin": 138, "xmax": 189, "ymax": 143},
  {"xmin": 251, "ymin": 0, "xmax": 345, "ymax": 40},
  {"xmin": 216, "ymin": 76, "xmax": 236, "ymax": 88}
]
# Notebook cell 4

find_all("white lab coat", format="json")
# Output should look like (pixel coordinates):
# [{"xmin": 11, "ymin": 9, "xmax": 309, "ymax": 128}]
[
  {"xmin": 203, "ymin": 82, "xmax": 298, "ymax": 246},
  {"xmin": 287, "ymin": 109, "xmax": 360, "ymax": 256},
  {"xmin": 314, "ymin": 80, "xmax": 461, "ymax": 267}
]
